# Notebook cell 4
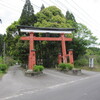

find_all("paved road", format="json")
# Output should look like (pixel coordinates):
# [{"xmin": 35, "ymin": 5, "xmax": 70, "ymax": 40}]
[{"xmin": 0, "ymin": 65, "xmax": 100, "ymax": 100}]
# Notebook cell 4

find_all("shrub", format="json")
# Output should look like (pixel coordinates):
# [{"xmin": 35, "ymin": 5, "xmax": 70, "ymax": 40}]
[
  {"xmin": 66, "ymin": 63, "xmax": 74, "ymax": 70},
  {"xmin": 0, "ymin": 70, "xmax": 3, "ymax": 76},
  {"xmin": 0, "ymin": 70, "xmax": 3, "ymax": 73},
  {"xmin": 33, "ymin": 65, "xmax": 44, "ymax": 72},
  {"xmin": 96, "ymin": 56, "xmax": 100, "ymax": 65},
  {"xmin": 74, "ymin": 58, "xmax": 88, "ymax": 67},
  {"xmin": 5, "ymin": 57, "xmax": 16, "ymax": 66},
  {"xmin": 58, "ymin": 63, "xmax": 74, "ymax": 70},
  {"xmin": 58, "ymin": 63, "xmax": 67, "ymax": 70},
  {"xmin": 0, "ymin": 57, "xmax": 3, "ymax": 63},
  {"xmin": 0, "ymin": 64, "xmax": 8, "ymax": 73}
]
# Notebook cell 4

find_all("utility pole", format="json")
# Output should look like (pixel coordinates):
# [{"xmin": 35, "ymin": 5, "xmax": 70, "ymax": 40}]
[
  {"xmin": 3, "ymin": 42, "xmax": 6, "ymax": 64},
  {"xmin": 0, "ymin": 19, "xmax": 2, "ymax": 24}
]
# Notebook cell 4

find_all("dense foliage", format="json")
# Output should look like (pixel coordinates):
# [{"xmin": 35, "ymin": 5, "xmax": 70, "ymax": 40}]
[
  {"xmin": 0, "ymin": 64, "xmax": 8, "ymax": 73},
  {"xmin": 0, "ymin": 34, "xmax": 5, "ymax": 57},
  {"xmin": 74, "ymin": 47, "xmax": 100, "ymax": 67},
  {"xmin": 19, "ymin": 0, "xmax": 36, "ymax": 26},
  {"xmin": 34, "ymin": 65, "xmax": 44, "ymax": 72},
  {"xmin": 58, "ymin": 63, "xmax": 74, "ymax": 70}
]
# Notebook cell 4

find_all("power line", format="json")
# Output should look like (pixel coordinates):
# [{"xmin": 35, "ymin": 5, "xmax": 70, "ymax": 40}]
[
  {"xmin": 71, "ymin": 0, "xmax": 100, "ymax": 26},
  {"xmin": 57, "ymin": 0, "xmax": 100, "ymax": 33},
  {"xmin": 0, "ymin": 2, "xmax": 21, "ymax": 13},
  {"xmin": 0, "ymin": 0, "xmax": 40, "ymax": 26},
  {"xmin": 40, "ymin": 0, "xmax": 100, "ymax": 34},
  {"xmin": 64, "ymin": 0, "xmax": 100, "ymax": 27},
  {"xmin": 49, "ymin": 0, "xmax": 66, "ymax": 12},
  {"xmin": 42, "ymin": 0, "xmax": 50, "ymax": 6},
  {"xmin": 0, "ymin": 19, "xmax": 2, "ymax": 24},
  {"xmin": 21, "ymin": 0, "xmax": 41, "ymax": 9}
]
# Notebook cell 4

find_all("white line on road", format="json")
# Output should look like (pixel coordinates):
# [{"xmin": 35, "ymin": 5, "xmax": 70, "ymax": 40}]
[{"xmin": 48, "ymin": 74, "xmax": 100, "ymax": 89}]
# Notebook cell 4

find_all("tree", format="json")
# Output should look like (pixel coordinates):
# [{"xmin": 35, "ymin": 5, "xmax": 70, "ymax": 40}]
[
  {"xmin": 41, "ymin": 4, "xmax": 45, "ymax": 11},
  {"xmin": 66, "ymin": 11, "xmax": 76, "ymax": 21},
  {"xmin": 0, "ymin": 34, "xmax": 4, "ymax": 56},
  {"xmin": 67, "ymin": 23, "xmax": 97, "ymax": 60},
  {"xmin": 0, "ymin": 19, "xmax": 2, "ymax": 23},
  {"xmin": 76, "ymin": 23, "xmax": 97, "ymax": 45},
  {"xmin": 65, "ymin": 11, "xmax": 77, "ymax": 30},
  {"xmin": 34, "ymin": 6, "xmax": 72, "ymax": 67},
  {"xmin": 5, "ymin": 20, "xmax": 20, "ymax": 56},
  {"xmin": 35, "ymin": 6, "xmax": 71, "ymax": 28},
  {"xmin": 19, "ymin": 0, "xmax": 36, "ymax": 26}
]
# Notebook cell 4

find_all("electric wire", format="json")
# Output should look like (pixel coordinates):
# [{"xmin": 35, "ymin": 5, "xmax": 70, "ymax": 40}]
[
  {"xmin": 0, "ymin": 0, "xmax": 100, "ymax": 37},
  {"xmin": 71, "ymin": 0, "xmax": 100, "ymax": 26},
  {"xmin": 42, "ymin": 0, "xmax": 50, "ymax": 6},
  {"xmin": 58, "ymin": 0, "xmax": 100, "ymax": 33},
  {"xmin": 49, "ymin": 0, "xmax": 66, "ymax": 12},
  {"xmin": 0, "ymin": 2, "xmax": 21, "ymax": 13},
  {"xmin": 21, "ymin": 0, "xmax": 41, "ymax": 9}
]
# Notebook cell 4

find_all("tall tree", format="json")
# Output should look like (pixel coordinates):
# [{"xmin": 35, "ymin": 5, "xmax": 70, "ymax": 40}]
[
  {"xmin": 41, "ymin": 4, "xmax": 45, "ymax": 11},
  {"xmin": 0, "ymin": 34, "xmax": 4, "ymax": 56},
  {"xmin": 65, "ymin": 10, "xmax": 77, "ymax": 29},
  {"xmin": 66, "ymin": 11, "xmax": 76, "ymax": 22},
  {"xmin": 19, "ymin": 0, "xmax": 36, "ymax": 26},
  {"xmin": 0, "ymin": 19, "xmax": 2, "ymax": 23}
]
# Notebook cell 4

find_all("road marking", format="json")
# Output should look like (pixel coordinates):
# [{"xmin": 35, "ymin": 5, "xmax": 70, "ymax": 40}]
[
  {"xmin": 44, "ymin": 71, "xmax": 72, "ymax": 79},
  {"xmin": 48, "ymin": 74, "xmax": 100, "ymax": 89},
  {"xmin": 2, "ymin": 94, "xmax": 24, "ymax": 100},
  {"xmin": 48, "ymin": 83, "xmax": 67, "ymax": 89},
  {"xmin": 2, "ymin": 89, "xmax": 43, "ymax": 100},
  {"xmin": 1, "ymin": 73, "xmax": 100, "ymax": 100}
]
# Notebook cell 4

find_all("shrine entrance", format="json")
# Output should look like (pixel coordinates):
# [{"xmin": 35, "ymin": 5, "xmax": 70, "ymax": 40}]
[{"xmin": 17, "ymin": 25, "xmax": 75, "ymax": 70}]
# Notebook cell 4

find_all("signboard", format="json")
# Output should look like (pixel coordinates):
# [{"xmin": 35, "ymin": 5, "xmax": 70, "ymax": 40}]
[{"xmin": 89, "ymin": 58, "xmax": 94, "ymax": 68}]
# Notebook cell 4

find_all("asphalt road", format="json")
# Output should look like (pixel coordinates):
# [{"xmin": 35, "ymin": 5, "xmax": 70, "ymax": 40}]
[{"xmin": 0, "ymin": 65, "xmax": 100, "ymax": 100}]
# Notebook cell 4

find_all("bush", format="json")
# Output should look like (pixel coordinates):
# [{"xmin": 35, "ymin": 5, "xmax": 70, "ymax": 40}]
[
  {"xmin": 66, "ymin": 63, "xmax": 74, "ymax": 70},
  {"xmin": 74, "ymin": 58, "xmax": 88, "ymax": 67},
  {"xmin": 5, "ymin": 57, "xmax": 16, "ymax": 66},
  {"xmin": 0, "ymin": 64, "xmax": 8, "ymax": 73},
  {"xmin": 58, "ymin": 63, "xmax": 74, "ymax": 70},
  {"xmin": 96, "ymin": 56, "xmax": 100, "ymax": 65},
  {"xmin": 58, "ymin": 63, "xmax": 67, "ymax": 70},
  {"xmin": 0, "ymin": 57, "xmax": 3, "ymax": 63},
  {"xmin": 33, "ymin": 65, "xmax": 44, "ymax": 72},
  {"xmin": 0, "ymin": 70, "xmax": 3, "ymax": 73}
]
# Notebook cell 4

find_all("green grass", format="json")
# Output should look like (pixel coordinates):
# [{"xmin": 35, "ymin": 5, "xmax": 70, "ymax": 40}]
[
  {"xmin": 0, "ymin": 72, "xmax": 4, "ymax": 77},
  {"xmin": 80, "ymin": 66, "xmax": 100, "ymax": 72},
  {"xmin": 0, "ymin": 57, "xmax": 3, "ymax": 63}
]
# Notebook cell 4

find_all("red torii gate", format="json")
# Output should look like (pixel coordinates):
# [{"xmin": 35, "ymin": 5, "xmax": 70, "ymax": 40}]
[{"xmin": 17, "ymin": 25, "xmax": 75, "ymax": 70}]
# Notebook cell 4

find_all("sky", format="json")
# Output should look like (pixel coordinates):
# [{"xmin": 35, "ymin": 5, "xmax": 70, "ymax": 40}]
[{"xmin": 0, "ymin": 0, "xmax": 100, "ymax": 46}]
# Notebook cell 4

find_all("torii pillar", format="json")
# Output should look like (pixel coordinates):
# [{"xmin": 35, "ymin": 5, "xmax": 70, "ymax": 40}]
[
  {"xmin": 28, "ymin": 32, "xmax": 36, "ymax": 70},
  {"xmin": 61, "ymin": 33, "xmax": 67, "ymax": 63}
]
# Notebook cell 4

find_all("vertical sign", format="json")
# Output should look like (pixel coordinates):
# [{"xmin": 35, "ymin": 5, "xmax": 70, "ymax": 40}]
[{"xmin": 89, "ymin": 58, "xmax": 94, "ymax": 68}]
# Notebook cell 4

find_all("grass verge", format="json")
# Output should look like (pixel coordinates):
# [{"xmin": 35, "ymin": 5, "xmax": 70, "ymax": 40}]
[
  {"xmin": 80, "ymin": 66, "xmax": 100, "ymax": 72},
  {"xmin": 0, "ymin": 72, "xmax": 4, "ymax": 77}
]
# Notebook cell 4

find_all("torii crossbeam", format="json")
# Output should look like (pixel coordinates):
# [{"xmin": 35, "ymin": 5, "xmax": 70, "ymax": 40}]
[{"xmin": 17, "ymin": 25, "xmax": 75, "ymax": 70}]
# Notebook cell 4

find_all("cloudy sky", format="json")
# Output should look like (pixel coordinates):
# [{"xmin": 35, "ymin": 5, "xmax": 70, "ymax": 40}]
[{"xmin": 0, "ymin": 0, "xmax": 100, "ymax": 45}]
